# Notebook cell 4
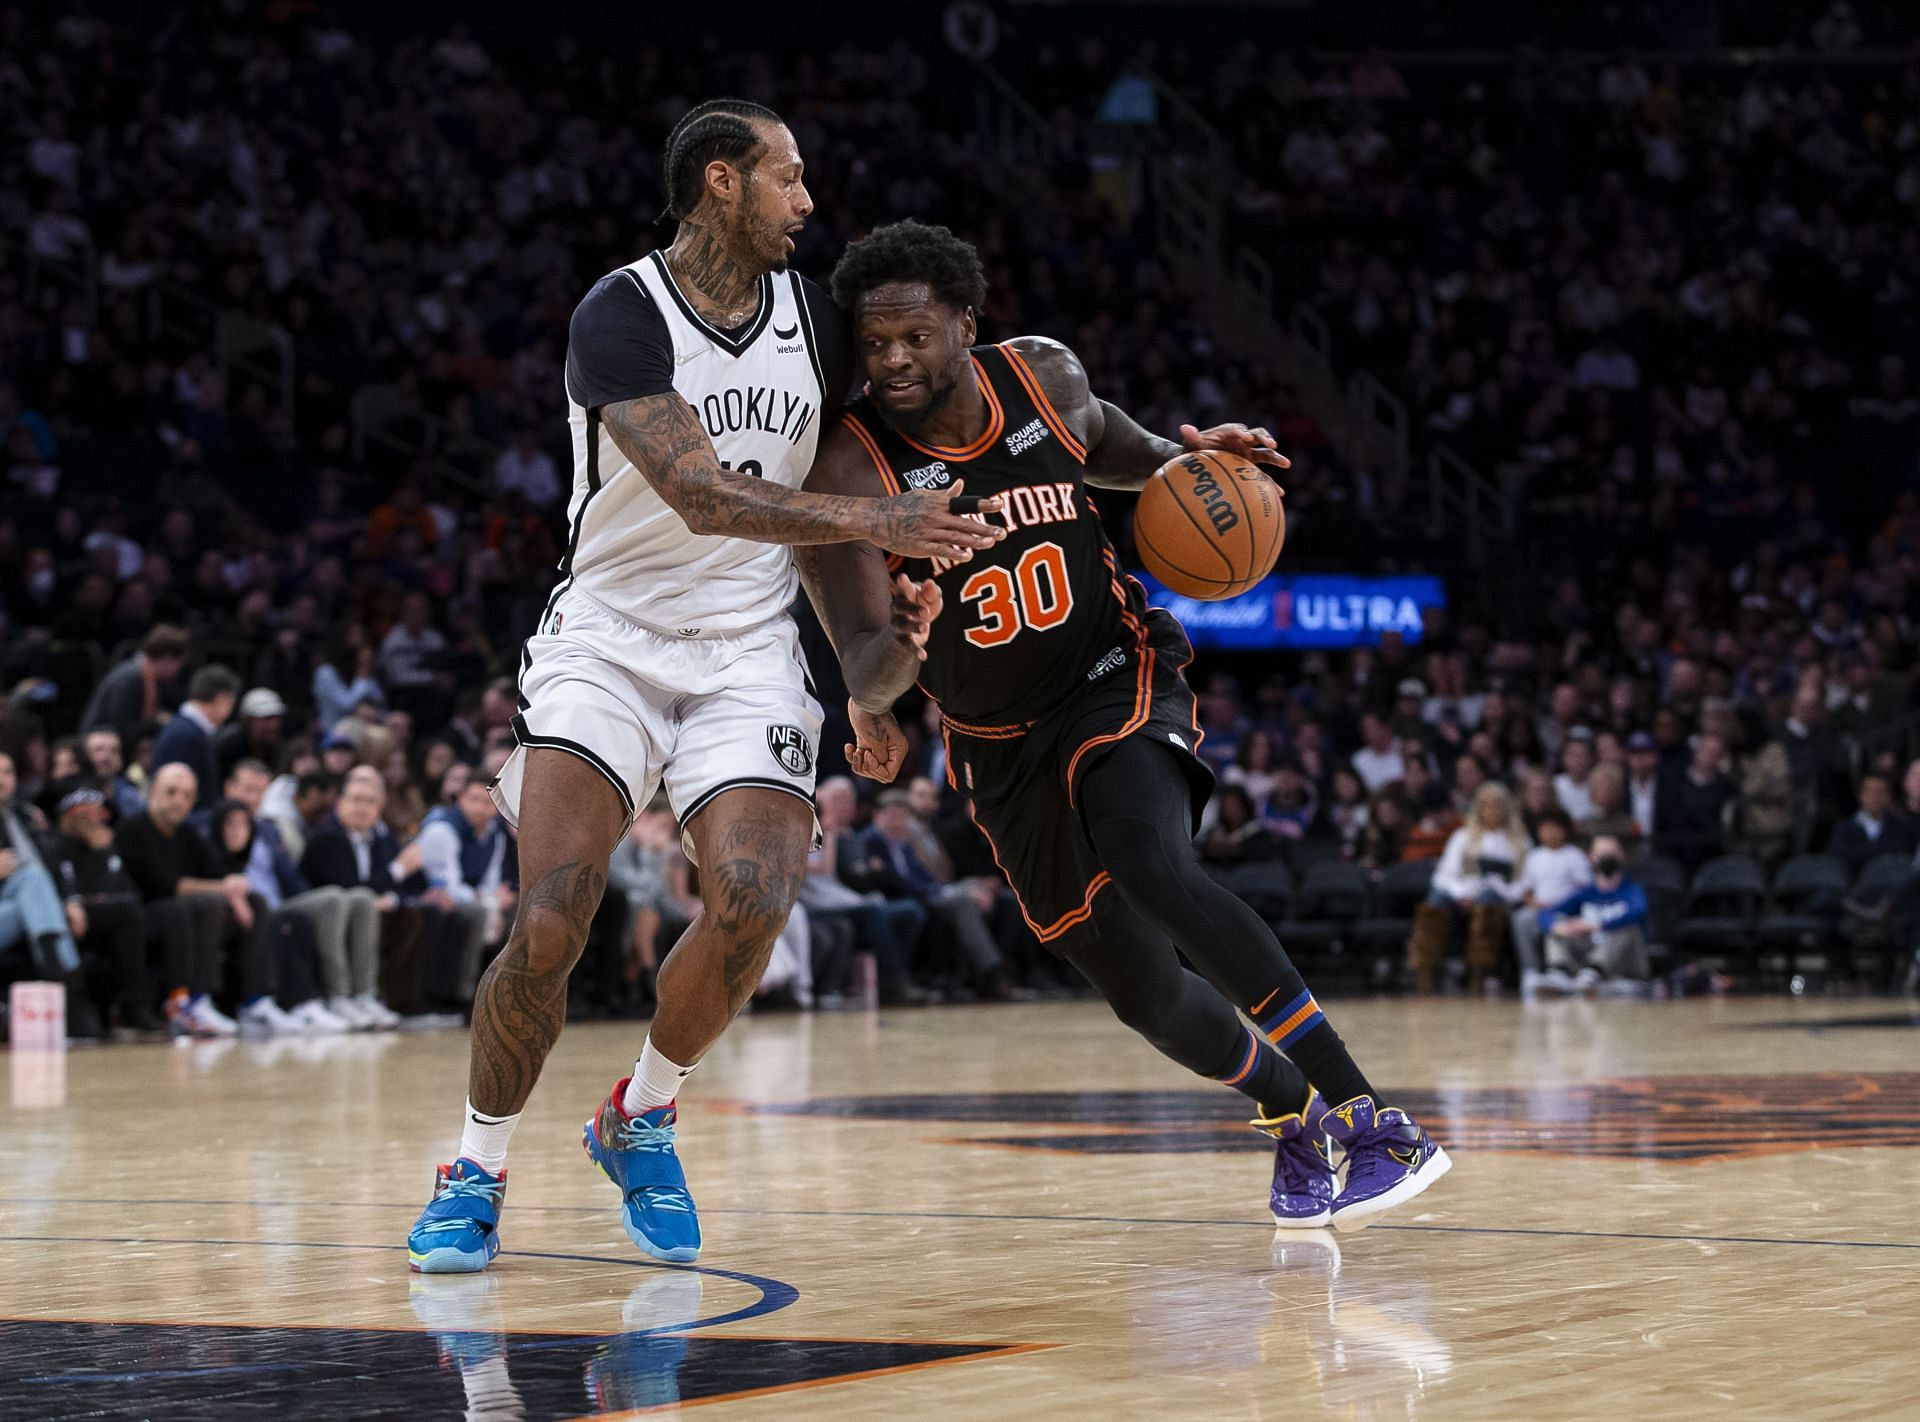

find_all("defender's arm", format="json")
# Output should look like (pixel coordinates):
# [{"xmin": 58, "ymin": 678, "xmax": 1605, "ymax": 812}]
[{"xmin": 600, "ymin": 393, "xmax": 997, "ymax": 557}]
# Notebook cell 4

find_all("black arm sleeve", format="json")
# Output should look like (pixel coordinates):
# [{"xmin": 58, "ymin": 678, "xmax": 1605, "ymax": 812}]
[
  {"xmin": 565, "ymin": 269, "xmax": 677, "ymax": 413},
  {"xmin": 796, "ymin": 275, "xmax": 856, "ymax": 402}
]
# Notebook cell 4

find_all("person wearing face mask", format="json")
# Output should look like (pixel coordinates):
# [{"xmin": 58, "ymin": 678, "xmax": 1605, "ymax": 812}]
[{"xmin": 1527, "ymin": 834, "xmax": 1650, "ymax": 997}]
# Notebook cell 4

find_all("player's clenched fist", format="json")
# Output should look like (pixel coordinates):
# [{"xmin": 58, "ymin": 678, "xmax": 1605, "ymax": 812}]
[
  {"xmin": 865, "ymin": 479, "xmax": 1007, "ymax": 560},
  {"xmin": 845, "ymin": 701, "xmax": 908, "ymax": 783}
]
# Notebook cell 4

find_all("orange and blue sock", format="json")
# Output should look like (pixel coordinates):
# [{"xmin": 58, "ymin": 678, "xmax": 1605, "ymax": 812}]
[{"xmin": 1253, "ymin": 987, "xmax": 1374, "ymax": 1109}]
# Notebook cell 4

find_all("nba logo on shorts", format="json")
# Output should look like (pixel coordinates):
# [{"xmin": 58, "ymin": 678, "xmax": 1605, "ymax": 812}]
[{"xmin": 766, "ymin": 725, "xmax": 814, "ymax": 776}]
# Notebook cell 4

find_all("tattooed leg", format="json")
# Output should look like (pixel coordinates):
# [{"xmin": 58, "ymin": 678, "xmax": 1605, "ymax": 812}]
[
  {"xmin": 466, "ymin": 748, "xmax": 626, "ymax": 1118},
  {"xmin": 648, "ymin": 787, "xmax": 812, "ymax": 1065}
]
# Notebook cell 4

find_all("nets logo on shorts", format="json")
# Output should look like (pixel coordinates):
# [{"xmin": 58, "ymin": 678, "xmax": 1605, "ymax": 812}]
[{"xmin": 766, "ymin": 725, "xmax": 814, "ymax": 777}]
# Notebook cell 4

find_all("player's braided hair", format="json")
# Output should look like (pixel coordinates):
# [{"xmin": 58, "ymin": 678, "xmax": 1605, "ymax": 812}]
[
  {"xmin": 830, "ymin": 219, "xmax": 988, "ymax": 313},
  {"xmin": 660, "ymin": 98, "xmax": 783, "ymax": 221}
]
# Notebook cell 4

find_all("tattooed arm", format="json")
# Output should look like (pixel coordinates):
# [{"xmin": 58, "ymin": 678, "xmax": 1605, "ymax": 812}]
[
  {"xmin": 1005, "ymin": 335, "xmax": 1289, "ymax": 491},
  {"xmin": 600, "ymin": 393, "xmax": 1003, "ymax": 559}
]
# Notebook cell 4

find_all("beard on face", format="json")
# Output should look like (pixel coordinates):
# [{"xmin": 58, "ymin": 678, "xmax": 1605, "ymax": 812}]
[{"xmin": 872, "ymin": 365, "xmax": 959, "ymax": 437}]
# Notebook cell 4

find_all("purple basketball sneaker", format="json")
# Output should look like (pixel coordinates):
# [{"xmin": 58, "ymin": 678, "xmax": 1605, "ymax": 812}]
[
  {"xmin": 1251, "ymin": 1090, "xmax": 1336, "ymax": 1228},
  {"xmin": 1321, "ymin": 1096, "xmax": 1451, "ymax": 1233}
]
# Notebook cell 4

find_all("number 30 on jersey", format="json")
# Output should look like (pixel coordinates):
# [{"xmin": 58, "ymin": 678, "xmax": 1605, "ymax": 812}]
[{"xmin": 960, "ymin": 542, "xmax": 1072, "ymax": 648}]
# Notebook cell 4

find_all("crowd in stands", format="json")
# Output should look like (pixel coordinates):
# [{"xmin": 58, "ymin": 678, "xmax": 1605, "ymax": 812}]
[{"xmin": 6, "ymin": 6, "xmax": 1920, "ymax": 1037}]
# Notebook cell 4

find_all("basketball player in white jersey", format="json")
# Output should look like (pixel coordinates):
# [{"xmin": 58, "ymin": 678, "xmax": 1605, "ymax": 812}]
[{"xmin": 407, "ymin": 99, "xmax": 1005, "ymax": 1272}]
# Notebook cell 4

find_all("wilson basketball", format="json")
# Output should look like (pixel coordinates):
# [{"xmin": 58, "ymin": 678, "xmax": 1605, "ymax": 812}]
[{"xmin": 1133, "ymin": 449, "xmax": 1286, "ymax": 600}]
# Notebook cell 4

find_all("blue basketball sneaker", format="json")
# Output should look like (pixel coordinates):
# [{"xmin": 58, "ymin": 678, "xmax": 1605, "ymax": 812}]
[
  {"xmin": 407, "ymin": 1159, "xmax": 507, "ymax": 1273},
  {"xmin": 1322, "ymin": 1096, "xmax": 1451, "ymax": 1233},
  {"xmin": 583, "ymin": 1078, "xmax": 701, "ymax": 1262},
  {"xmin": 1251, "ymin": 1089, "xmax": 1336, "ymax": 1228}
]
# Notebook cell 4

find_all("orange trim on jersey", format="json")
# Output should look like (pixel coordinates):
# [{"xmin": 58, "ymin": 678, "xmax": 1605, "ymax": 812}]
[
  {"xmin": 969, "ymin": 797, "xmax": 1113, "ymax": 943},
  {"xmin": 840, "ymin": 413, "xmax": 901, "ymax": 495},
  {"xmin": 894, "ymin": 357, "xmax": 1004, "ymax": 461},
  {"xmin": 940, "ymin": 710, "xmax": 1033, "ymax": 740},
  {"xmin": 999, "ymin": 343, "xmax": 1088, "ymax": 463}
]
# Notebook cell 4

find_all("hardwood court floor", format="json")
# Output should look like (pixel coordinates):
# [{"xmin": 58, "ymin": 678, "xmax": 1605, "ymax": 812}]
[{"xmin": 3, "ymin": 996, "xmax": 1917, "ymax": 1420}]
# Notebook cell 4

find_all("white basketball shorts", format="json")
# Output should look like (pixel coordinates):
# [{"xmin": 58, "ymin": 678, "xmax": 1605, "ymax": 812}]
[{"xmin": 491, "ymin": 584, "xmax": 823, "ymax": 857}]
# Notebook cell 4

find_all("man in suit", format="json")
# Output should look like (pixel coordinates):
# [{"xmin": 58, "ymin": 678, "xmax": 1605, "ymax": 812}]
[
  {"xmin": 80, "ymin": 625, "xmax": 189, "ymax": 749},
  {"xmin": 151, "ymin": 665, "xmax": 241, "ymax": 811},
  {"xmin": 302, "ymin": 766, "xmax": 435, "ymax": 1012},
  {"xmin": 1827, "ymin": 773, "xmax": 1917, "ymax": 876}
]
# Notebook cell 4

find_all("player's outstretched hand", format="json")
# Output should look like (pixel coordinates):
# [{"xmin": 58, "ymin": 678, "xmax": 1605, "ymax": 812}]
[
  {"xmin": 869, "ymin": 480, "xmax": 1007, "ymax": 560},
  {"xmin": 846, "ymin": 700, "xmax": 908, "ymax": 783},
  {"xmin": 1179, "ymin": 423, "xmax": 1290, "ymax": 487},
  {"xmin": 890, "ymin": 574, "xmax": 943, "ymax": 661}
]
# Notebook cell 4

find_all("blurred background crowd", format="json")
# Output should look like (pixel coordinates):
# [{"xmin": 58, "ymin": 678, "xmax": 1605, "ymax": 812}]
[{"xmin": 4, "ymin": 0, "xmax": 1920, "ymax": 1039}]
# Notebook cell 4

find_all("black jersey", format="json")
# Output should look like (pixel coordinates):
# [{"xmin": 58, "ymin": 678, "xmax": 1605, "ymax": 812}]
[{"xmin": 841, "ymin": 342, "xmax": 1147, "ymax": 728}]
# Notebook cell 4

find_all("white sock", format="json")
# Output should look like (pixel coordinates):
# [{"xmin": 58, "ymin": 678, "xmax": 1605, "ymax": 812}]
[
  {"xmin": 457, "ymin": 1099, "xmax": 520, "ymax": 1174},
  {"xmin": 623, "ymin": 1038, "xmax": 696, "ymax": 1116}
]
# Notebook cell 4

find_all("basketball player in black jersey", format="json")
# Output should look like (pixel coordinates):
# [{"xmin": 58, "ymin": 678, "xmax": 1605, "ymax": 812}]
[{"xmin": 795, "ymin": 221, "xmax": 1450, "ymax": 1231}]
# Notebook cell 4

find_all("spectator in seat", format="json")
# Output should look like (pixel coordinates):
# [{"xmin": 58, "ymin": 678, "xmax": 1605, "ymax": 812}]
[
  {"xmin": 1325, "ymin": 767, "xmax": 1370, "ymax": 857},
  {"xmin": 1626, "ymin": 731, "xmax": 1662, "ymax": 842},
  {"xmin": 1351, "ymin": 712, "xmax": 1402, "ymax": 793},
  {"xmin": 223, "ymin": 759, "xmax": 397, "ymax": 1030},
  {"xmin": 1409, "ymin": 782, "xmax": 1531, "ymax": 994},
  {"xmin": 1517, "ymin": 767, "xmax": 1564, "ymax": 840},
  {"xmin": 151, "ymin": 664, "xmax": 241, "ymax": 810},
  {"xmin": 493, "ymin": 428, "xmax": 561, "ymax": 508},
  {"xmin": 1357, "ymin": 788, "xmax": 1410, "ymax": 868},
  {"xmin": 301, "ymin": 767, "xmax": 437, "ymax": 1013},
  {"xmin": 1656, "ymin": 731, "xmax": 1737, "ymax": 872},
  {"xmin": 1553, "ymin": 727, "xmax": 1598, "ymax": 822},
  {"xmin": 47, "ymin": 779, "xmax": 157, "ymax": 1033},
  {"xmin": 1578, "ymin": 763, "xmax": 1638, "ymax": 848},
  {"xmin": 113, "ymin": 762, "xmax": 274, "ymax": 1038},
  {"xmin": 1508, "ymin": 808, "xmax": 1593, "ymax": 989},
  {"xmin": 79, "ymin": 625, "xmax": 188, "ymax": 749},
  {"xmin": 600, "ymin": 805, "xmax": 691, "ymax": 1015},
  {"xmin": 804, "ymin": 777, "xmax": 928, "ymax": 1005},
  {"xmin": 1198, "ymin": 785, "xmax": 1284, "ymax": 866},
  {"xmin": 214, "ymin": 688, "xmax": 287, "ymax": 784},
  {"xmin": 862, "ymin": 787, "xmax": 1013, "ymax": 1000},
  {"xmin": 205, "ymin": 797, "xmax": 347, "ymax": 1033},
  {"xmin": 0, "ymin": 751, "xmax": 97, "ymax": 1037},
  {"xmin": 82, "ymin": 726, "xmax": 146, "ymax": 820},
  {"xmin": 1895, "ymin": 758, "xmax": 1920, "ymax": 828},
  {"xmin": 313, "ymin": 627, "xmax": 387, "ymax": 734},
  {"xmin": 380, "ymin": 590, "xmax": 451, "ymax": 725},
  {"xmin": 1828, "ymin": 773, "xmax": 1916, "ymax": 876},
  {"xmin": 1528, "ymin": 835, "xmax": 1651, "ymax": 996},
  {"xmin": 415, "ymin": 778, "xmax": 516, "ymax": 1000}
]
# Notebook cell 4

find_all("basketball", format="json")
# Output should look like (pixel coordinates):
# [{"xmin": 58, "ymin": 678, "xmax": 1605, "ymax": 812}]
[{"xmin": 1133, "ymin": 448, "xmax": 1286, "ymax": 600}]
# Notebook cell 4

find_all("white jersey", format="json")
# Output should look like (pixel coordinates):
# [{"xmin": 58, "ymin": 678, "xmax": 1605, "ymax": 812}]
[{"xmin": 556, "ymin": 252, "xmax": 845, "ymax": 637}]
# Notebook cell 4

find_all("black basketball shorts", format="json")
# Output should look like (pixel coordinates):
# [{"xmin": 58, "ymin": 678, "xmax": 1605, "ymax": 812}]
[{"xmin": 939, "ymin": 607, "xmax": 1214, "ymax": 946}]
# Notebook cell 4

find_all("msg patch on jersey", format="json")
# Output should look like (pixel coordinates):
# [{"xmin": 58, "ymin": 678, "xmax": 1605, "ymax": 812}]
[
  {"xmin": 899, "ymin": 460, "xmax": 951, "ymax": 490},
  {"xmin": 767, "ymin": 725, "xmax": 815, "ymax": 777}
]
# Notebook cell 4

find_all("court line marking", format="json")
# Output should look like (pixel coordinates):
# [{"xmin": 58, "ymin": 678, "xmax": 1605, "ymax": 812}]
[
  {"xmin": 2, "ymin": 1207, "xmax": 1916, "ymax": 1254},
  {"xmin": 0, "ymin": 1237, "xmax": 798, "ymax": 1345}
]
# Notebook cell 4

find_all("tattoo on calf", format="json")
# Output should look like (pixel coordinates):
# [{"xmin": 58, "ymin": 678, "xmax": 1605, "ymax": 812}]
[
  {"xmin": 468, "ymin": 860, "xmax": 607, "ymax": 1116},
  {"xmin": 703, "ymin": 817, "xmax": 805, "ymax": 1007}
]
